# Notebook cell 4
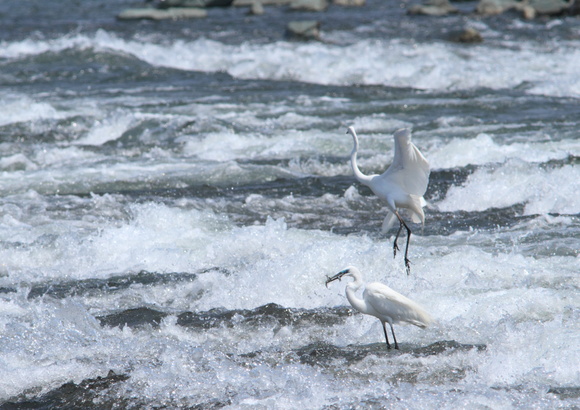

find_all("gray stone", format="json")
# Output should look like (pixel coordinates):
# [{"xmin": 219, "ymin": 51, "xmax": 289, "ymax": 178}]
[
  {"xmin": 286, "ymin": 20, "xmax": 321, "ymax": 40},
  {"xmin": 289, "ymin": 0, "xmax": 329, "ymax": 11},
  {"xmin": 408, "ymin": 0, "xmax": 458, "ymax": 15},
  {"xmin": 569, "ymin": 0, "xmax": 580, "ymax": 15},
  {"xmin": 452, "ymin": 28, "xmax": 483, "ymax": 43},
  {"xmin": 157, "ymin": 0, "xmax": 233, "ymax": 7},
  {"xmin": 476, "ymin": 0, "xmax": 573, "ymax": 18},
  {"xmin": 529, "ymin": 0, "xmax": 573, "ymax": 14},
  {"xmin": 233, "ymin": 0, "xmax": 290, "ymax": 5},
  {"xmin": 475, "ymin": 0, "xmax": 518, "ymax": 15},
  {"xmin": 117, "ymin": 7, "xmax": 207, "ymax": 20},
  {"xmin": 333, "ymin": 0, "xmax": 365, "ymax": 6},
  {"xmin": 249, "ymin": 0, "xmax": 265, "ymax": 13}
]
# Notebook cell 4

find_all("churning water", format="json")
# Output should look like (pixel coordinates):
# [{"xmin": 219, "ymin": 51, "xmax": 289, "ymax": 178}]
[{"xmin": 0, "ymin": 0, "xmax": 579, "ymax": 408}]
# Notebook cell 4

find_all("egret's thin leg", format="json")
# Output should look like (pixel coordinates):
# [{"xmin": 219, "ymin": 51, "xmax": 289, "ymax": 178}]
[
  {"xmin": 402, "ymin": 221, "xmax": 412, "ymax": 275},
  {"xmin": 394, "ymin": 212, "xmax": 412, "ymax": 275},
  {"xmin": 393, "ymin": 222, "xmax": 403, "ymax": 258},
  {"xmin": 389, "ymin": 322, "xmax": 400, "ymax": 350},
  {"xmin": 381, "ymin": 321, "xmax": 392, "ymax": 349}
]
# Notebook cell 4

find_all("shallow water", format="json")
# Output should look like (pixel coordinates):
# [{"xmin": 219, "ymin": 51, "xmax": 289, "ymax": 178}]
[{"xmin": 1, "ymin": 0, "xmax": 579, "ymax": 408}]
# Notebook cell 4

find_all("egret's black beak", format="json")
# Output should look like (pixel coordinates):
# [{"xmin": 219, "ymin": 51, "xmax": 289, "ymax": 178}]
[{"xmin": 325, "ymin": 269, "xmax": 349, "ymax": 288}]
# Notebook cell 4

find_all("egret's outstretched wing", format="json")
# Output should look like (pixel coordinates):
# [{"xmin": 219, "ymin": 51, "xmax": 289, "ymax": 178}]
[
  {"xmin": 364, "ymin": 282, "xmax": 433, "ymax": 328},
  {"xmin": 383, "ymin": 129, "xmax": 430, "ymax": 196}
]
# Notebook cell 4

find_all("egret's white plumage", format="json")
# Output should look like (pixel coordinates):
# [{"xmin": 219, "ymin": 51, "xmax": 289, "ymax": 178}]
[
  {"xmin": 326, "ymin": 266, "xmax": 433, "ymax": 349},
  {"xmin": 346, "ymin": 126, "xmax": 430, "ymax": 273}
]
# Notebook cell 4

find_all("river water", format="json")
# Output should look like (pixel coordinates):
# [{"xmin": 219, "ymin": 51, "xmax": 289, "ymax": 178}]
[{"xmin": 1, "ymin": 0, "xmax": 579, "ymax": 408}]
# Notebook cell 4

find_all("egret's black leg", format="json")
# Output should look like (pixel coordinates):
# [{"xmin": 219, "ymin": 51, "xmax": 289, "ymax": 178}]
[
  {"xmin": 393, "ymin": 222, "xmax": 403, "ymax": 258},
  {"xmin": 393, "ymin": 212, "xmax": 412, "ymax": 275},
  {"xmin": 381, "ymin": 321, "xmax": 392, "ymax": 349},
  {"xmin": 389, "ymin": 322, "xmax": 399, "ymax": 350},
  {"xmin": 402, "ymin": 220, "xmax": 412, "ymax": 275}
]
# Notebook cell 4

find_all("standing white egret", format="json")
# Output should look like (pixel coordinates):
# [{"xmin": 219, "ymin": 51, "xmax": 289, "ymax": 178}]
[
  {"xmin": 346, "ymin": 126, "xmax": 430, "ymax": 274},
  {"xmin": 325, "ymin": 266, "xmax": 433, "ymax": 349}
]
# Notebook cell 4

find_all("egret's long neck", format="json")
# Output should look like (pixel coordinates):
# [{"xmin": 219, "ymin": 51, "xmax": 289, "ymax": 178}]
[
  {"xmin": 345, "ymin": 281, "xmax": 370, "ymax": 315},
  {"xmin": 350, "ymin": 132, "xmax": 373, "ymax": 185}
]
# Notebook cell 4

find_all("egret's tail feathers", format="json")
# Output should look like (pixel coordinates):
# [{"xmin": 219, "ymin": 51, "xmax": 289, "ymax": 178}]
[
  {"xmin": 381, "ymin": 212, "xmax": 398, "ymax": 233},
  {"xmin": 410, "ymin": 309, "xmax": 434, "ymax": 328},
  {"xmin": 409, "ymin": 195, "xmax": 425, "ymax": 225}
]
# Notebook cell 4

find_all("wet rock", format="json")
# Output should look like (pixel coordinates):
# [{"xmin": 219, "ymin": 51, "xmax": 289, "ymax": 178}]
[
  {"xmin": 296, "ymin": 342, "xmax": 385, "ymax": 366},
  {"xmin": 295, "ymin": 340, "xmax": 487, "ymax": 367},
  {"xmin": 548, "ymin": 386, "xmax": 580, "ymax": 400},
  {"xmin": 333, "ymin": 0, "xmax": 365, "ymax": 6},
  {"xmin": 117, "ymin": 7, "xmax": 207, "ymax": 20},
  {"xmin": 2, "ymin": 371, "xmax": 130, "ymax": 409},
  {"xmin": 233, "ymin": 0, "xmax": 289, "ymax": 5},
  {"xmin": 520, "ymin": 3, "xmax": 537, "ymax": 18},
  {"xmin": 248, "ymin": 0, "xmax": 265, "ymax": 14},
  {"xmin": 27, "ymin": 270, "xmax": 200, "ymax": 300},
  {"xmin": 286, "ymin": 20, "xmax": 321, "ymax": 41},
  {"xmin": 177, "ymin": 303, "xmax": 353, "ymax": 330},
  {"xmin": 529, "ymin": 0, "xmax": 574, "ymax": 14},
  {"xmin": 289, "ymin": 0, "xmax": 329, "ymax": 11},
  {"xmin": 408, "ymin": 0, "xmax": 459, "ymax": 16},
  {"xmin": 156, "ymin": 0, "xmax": 234, "ymax": 6},
  {"xmin": 568, "ymin": 0, "xmax": 580, "ymax": 14},
  {"xmin": 451, "ymin": 27, "xmax": 484, "ymax": 43},
  {"xmin": 0, "ymin": 286, "xmax": 17, "ymax": 294},
  {"xmin": 412, "ymin": 340, "xmax": 487, "ymax": 356},
  {"xmin": 97, "ymin": 307, "xmax": 168, "ymax": 329},
  {"xmin": 476, "ymin": 0, "xmax": 517, "ymax": 15},
  {"xmin": 475, "ymin": 0, "xmax": 572, "ymax": 18}
]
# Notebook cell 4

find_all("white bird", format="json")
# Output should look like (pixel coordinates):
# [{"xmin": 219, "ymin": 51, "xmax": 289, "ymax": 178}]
[
  {"xmin": 346, "ymin": 126, "xmax": 430, "ymax": 274},
  {"xmin": 326, "ymin": 266, "xmax": 433, "ymax": 349}
]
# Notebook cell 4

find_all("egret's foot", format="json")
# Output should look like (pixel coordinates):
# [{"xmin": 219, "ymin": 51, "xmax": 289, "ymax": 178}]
[
  {"xmin": 395, "ymin": 344, "xmax": 400, "ymax": 350},
  {"xmin": 393, "ymin": 243, "xmax": 399, "ymax": 258},
  {"xmin": 404, "ymin": 258, "xmax": 411, "ymax": 275}
]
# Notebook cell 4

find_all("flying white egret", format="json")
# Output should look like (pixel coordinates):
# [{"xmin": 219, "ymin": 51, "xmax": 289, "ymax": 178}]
[
  {"xmin": 346, "ymin": 126, "xmax": 430, "ymax": 274},
  {"xmin": 326, "ymin": 266, "xmax": 433, "ymax": 349}
]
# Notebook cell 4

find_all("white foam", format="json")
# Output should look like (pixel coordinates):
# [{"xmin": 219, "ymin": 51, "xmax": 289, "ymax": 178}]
[
  {"xmin": 0, "ymin": 198, "xmax": 578, "ymax": 405},
  {"xmin": 0, "ymin": 153, "xmax": 301, "ymax": 196},
  {"xmin": 428, "ymin": 133, "xmax": 577, "ymax": 170},
  {"xmin": 74, "ymin": 114, "xmax": 134, "ymax": 146},
  {"xmin": 438, "ymin": 160, "xmax": 580, "ymax": 214},
  {"xmin": 0, "ymin": 94, "xmax": 65, "ymax": 126},
  {"xmin": 0, "ymin": 154, "xmax": 38, "ymax": 172},
  {"xmin": 3, "ymin": 31, "xmax": 580, "ymax": 97}
]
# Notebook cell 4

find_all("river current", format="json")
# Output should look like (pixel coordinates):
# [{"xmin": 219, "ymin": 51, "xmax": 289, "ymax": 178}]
[{"xmin": 0, "ymin": 0, "xmax": 579, "ymax": 408}]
